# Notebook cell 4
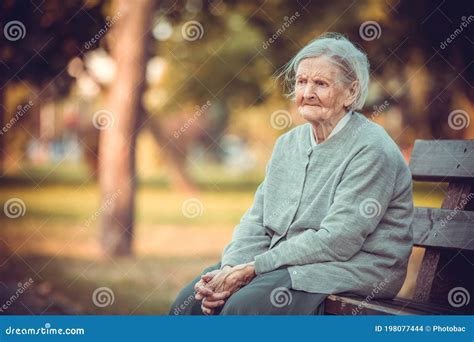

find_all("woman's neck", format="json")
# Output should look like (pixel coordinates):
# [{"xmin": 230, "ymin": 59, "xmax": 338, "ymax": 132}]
[{"xmin": 311, "ymin": 109, "xmax": 348, "ymax": 144}]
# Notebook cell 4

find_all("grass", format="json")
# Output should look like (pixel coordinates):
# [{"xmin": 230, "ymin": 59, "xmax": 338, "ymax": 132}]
[
  {"xmin": 0, "ymin": 177, "xmax": 254, "ymax": 314},
  {"xmin": 0, "ymin": 166, "xmax": 446, "ymax": 314}
]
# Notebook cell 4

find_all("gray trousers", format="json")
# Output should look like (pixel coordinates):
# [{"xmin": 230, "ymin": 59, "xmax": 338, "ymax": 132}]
[{"xmin": 169, "ymin": 263, "xmax": 328, "ymax": 315}]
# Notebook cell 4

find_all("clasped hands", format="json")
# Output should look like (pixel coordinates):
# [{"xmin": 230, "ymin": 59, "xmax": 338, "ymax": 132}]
[{"xmin": 194, "ymin": 262, "xmax": 256, "ymax": 315}]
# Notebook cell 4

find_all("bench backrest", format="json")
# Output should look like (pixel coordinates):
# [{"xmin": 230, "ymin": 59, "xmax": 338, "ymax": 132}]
[{"xmin": 408, "ymin": 140, "xmax": 474, "ymax": 313}]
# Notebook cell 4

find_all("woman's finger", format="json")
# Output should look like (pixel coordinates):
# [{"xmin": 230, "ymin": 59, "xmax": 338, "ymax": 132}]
[
  {"xmin": 201, "ymin": 269, "xmax": 220, "ymax": 282},
  {"xmin": 195, "ymin": 287, "xmax": 214, "ymax": 300},
  {"xmin": 194, "ymin": 279, "xmax": 209, "ymax": 300},
  {"xmin": 194, "ymin": 279, "xmax": 205, "ymax": 292},
  {"xmin": 201, "ymin": 301, "xmax": 213, "ymax": 315},
  {"xmin": 202, "ymin": 299, "xmax": 225, "ymax": 309},
  {"xmin": 205, "ymin": 291, "xmax": 231, "ymax": 301},
  {"xmin": 201, "ymin": 273, "xmax": 214, "ymax": 282},
  {"xmin": 196, "ymin": 285, "xmax": 214, "ymax": 297}
]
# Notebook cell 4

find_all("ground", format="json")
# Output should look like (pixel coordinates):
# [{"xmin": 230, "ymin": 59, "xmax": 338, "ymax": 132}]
[{"xmin": 0, "ymin": 166, "xmax": 445, "ymax": 315}]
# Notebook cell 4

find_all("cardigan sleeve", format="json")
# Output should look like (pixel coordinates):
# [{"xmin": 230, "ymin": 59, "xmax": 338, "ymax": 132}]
[
  {"xmin": 220, "ymin": 139, "xmax": 281, "ymax": 267},
  {"xmin": 254, "ymin": 145, "xmax": 412, "ymax": 274},
  {"xmin": 220, "ymin": 180, "xmax": 270, "ymax": 267}
]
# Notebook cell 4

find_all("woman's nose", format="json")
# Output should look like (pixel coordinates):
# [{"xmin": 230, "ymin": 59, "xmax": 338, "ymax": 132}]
[{"xmin": 303, "ymin": 85, "xmax": 316, "ymax": 100}]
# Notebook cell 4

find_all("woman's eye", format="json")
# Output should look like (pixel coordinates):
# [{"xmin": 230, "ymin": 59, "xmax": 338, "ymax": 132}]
[
  {"xmin": 296, "ymin": 79, "xmax": 305, "ymax": 85},
  {"xmin": 316, "ymin": 81, "xmax": 327, "ymax": 87}
]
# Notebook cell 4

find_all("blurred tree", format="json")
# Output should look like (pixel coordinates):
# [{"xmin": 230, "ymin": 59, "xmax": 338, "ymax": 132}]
[
  {"xmin": 145, "ymin": 1, "xmax": 271, "ymax": 185},
  {"xmin": 0, "ymin": 0, "xmax": 104, "ymax": 173},
  {"xmin": 391, "ymin": 0, "xmax": 473, "ymax": 139},
  {"xmin": 98, "ymin": 0, "xmax": 154, "ymax": 256}
]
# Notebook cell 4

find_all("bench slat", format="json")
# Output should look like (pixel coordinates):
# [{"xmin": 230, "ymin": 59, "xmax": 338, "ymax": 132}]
[
  {"xmin": 414, "ymin": 182, "xmax": 474, "ymax": 305},
  {"xmin": 409, "ymin": 140, "xmax": 474, "ymax": 183},
  {"xmin": 325, "ymin": 295, "xmax": 416, "ymax": 315},
  {"xmin": 324, "ymin": 295, "xmax": 464, "ymax": 315},
  {"xmin": 412, "ymin": 207, "xmax": 474, "ymax": 250}
]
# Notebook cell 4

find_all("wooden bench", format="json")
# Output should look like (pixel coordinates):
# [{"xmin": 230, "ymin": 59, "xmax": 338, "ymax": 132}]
[{"xmin": 325, "ymin": 139, "xmax": 474, "ymax": 315}]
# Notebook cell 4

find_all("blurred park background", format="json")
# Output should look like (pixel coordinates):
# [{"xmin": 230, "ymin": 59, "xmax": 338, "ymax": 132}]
[{"xmin": 0, "ymin": 0, "xmax": 472, "ymax": 314}]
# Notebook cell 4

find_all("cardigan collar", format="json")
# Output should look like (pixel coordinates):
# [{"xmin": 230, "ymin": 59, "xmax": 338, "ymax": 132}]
[{"xmin": 309, "ymin": 110, "xmax": 353, "ymax": 147}]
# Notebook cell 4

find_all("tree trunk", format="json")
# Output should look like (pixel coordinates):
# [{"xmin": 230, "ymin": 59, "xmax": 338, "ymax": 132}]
[
  {"xmin": 98, "ymin": 0, "xmax": 154, "ymax": 257},
  {"xmin": 146, "ymin": 116, "xmax": 199, "ymax": 194}
]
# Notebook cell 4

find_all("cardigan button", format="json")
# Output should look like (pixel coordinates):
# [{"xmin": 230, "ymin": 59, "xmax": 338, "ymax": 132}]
[{"xmin": 292, "ymin": 270, "xmax": 297, "ymax": 275}]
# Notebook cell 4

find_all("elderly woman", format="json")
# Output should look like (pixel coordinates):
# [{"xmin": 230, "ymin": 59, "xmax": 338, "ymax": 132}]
[{"xmin": 169, "ymin": 33, "xmax": 414, "ymax": 315}]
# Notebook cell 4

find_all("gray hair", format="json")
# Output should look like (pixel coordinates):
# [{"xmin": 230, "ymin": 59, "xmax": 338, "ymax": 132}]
[{"xmin": 278, "ymin": 32, "xmax": 370, "ymax": 111}]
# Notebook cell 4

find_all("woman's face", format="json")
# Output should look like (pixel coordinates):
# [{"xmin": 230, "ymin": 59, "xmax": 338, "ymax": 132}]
[{"xmin": 295, "ymin": 56, "xmax": 355, "ymax": 123}]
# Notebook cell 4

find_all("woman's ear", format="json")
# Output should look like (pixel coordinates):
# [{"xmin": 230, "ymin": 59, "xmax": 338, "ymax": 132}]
[{"xmin": 343, "ymin": 80, "xmax": 359, "ymax": 108}]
